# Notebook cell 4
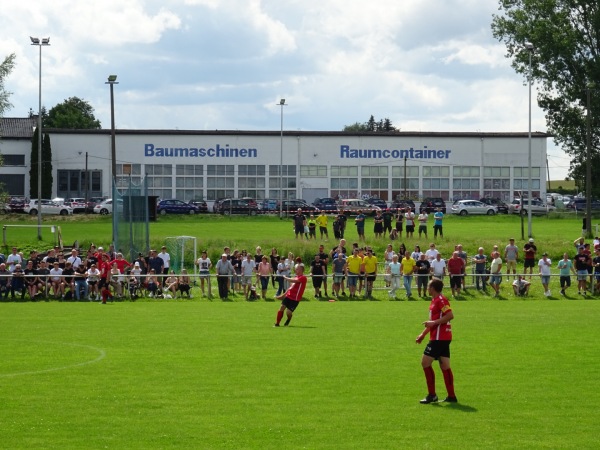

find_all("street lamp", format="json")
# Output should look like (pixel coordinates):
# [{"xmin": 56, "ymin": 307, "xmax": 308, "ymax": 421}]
[
  {"xmin": 105, "ymin": 75, "xmax": 118, "ymax": 245},
  {"xmin": 525, "ymin": 42, "xmax": 534, "ymax": 238},
  {"xmin": 278, "ymin": 99, "xmax": 286, "ymax": 218},
  {"xmin": 30, "ymin": 36, "xmax": 50, "ymax": 241}
]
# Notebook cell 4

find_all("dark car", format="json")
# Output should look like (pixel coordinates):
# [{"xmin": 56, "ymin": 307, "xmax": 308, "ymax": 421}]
[
  {"xmin": 8, "ymin": 196, "xmax": 28, "ymax": 213},
  {"xmin": 478, "ymin": 198, "xmax": 509, "ymax": 214},
  {"xmin": 85, "ymin": 196, "xmax": 108, "ymax": 213},
  {"xmin": 365, "ymin": 198, "xmax": 388, "ymax": 209},
  {"xmin": 212, "ymin": 198, "xmax": 226, "ymax": 213},
  {"xmin": 390, "ymin": 198, "xmax": 416, "ymax": 212},
  {"xmin": 281, "ymin": 199, "xmax": 319, "ymax": 214},
  {"xmin": 419, "ymin": 197, "xmax": 447, "ymax": 214},
  {"xmin": 157, "ymin": 199, "xmax": 201, "ymax": 215},
  {"xmin": 188, "ymin": 199, "xmax": 208, "ymax": 213},
  {"xmin": 571, "ymin": 198, "xmax": 600, "ymax": 211},
  {"xmin": 313, "ymin": 197, "xmax": 338, "ymax": 212},
  {"xmin": 217, "ymin": 199, "xmax": 258, "ymax": 215}
]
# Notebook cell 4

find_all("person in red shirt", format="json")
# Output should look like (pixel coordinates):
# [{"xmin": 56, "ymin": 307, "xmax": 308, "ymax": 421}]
[
  {"xmin": 274, "ymin": 260, "xmax": 307, "ymax": 327},
  {"xmin": 416, "ymin": 278, "xmax": 457, "ymax": 404},
  {"xmin": 447, "ymin": 251, "xmax": 465, "ymax": 297}
]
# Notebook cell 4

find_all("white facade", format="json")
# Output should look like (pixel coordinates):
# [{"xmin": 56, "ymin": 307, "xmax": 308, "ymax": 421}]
[{"xmin": 4, "ymin": 128, "xmax": 549, "ymax": 203}]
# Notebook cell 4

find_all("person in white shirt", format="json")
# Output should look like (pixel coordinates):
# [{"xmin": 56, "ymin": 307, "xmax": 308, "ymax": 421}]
[
  {"xmin": 86, "ymin": 264, "xmax": 101, "ymax": 300},
  {"xmin": 158, "ymin": 246, "xmax": 171, "ymax": 275},
  {"xmin": 6, "ymin": 247, "xmax": 22, "ymax": 273},
  {"xmin": 49, "ymin": 262, "xmax": 65, "ymax": 299},
  {"xmin": 418, "ymin": 212, "xmax": 428, "ymax": 238},
  {"xmin": 241, "ymin": 253, "xmax": 256, "ymax": 299},
  {"xmin": 66, "ymin": 249, "xmax": 82, "ymax": 269},
  {"xmin": 538, "ymin": 252, "xmax": 552, "ymax": 296},
  {"xmin": 430, "ymin": 253, "xmax": 447, "ymax": 279},
  {"xmin": 425, "ymin": 243, "xmax": 439, "ymax": 262},
  {"xmin": 387, "ymin": 254, "xmax": 402, "ymax": 298},
  {"xmin": 405, "ymin": 210, "xmax": 415, "ymax": 238},
  {"xmin": 196, "ymin": 251, "xmax": 212, "ymax": 296}
]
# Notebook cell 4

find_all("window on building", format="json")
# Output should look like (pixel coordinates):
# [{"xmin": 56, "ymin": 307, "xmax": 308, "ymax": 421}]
[
  {"xmin": 330, "ymin": 165, "xmax": 359, "ymax": 199},
  {"xmin": 206, "ymin": 164, "xmax": 235, "ymax": 200},
  {"xmin": 422, "ymin": 166, "xmax": 450, "ymax": 200},
  {"xmin": 300, "ymin": 165, "xmax": 327, "ymax": 177},
  {"xmin": 452, "ymin": 166, "xmax": 481, "ymax": 200},
  {"xmin": 238, "ymin": 165, "xmax": 266, "ymax": 200},
  {"xmin": 57, "ymin": 170, "xmax": 103, "ymax": 198},
  {"xmin": 361, "ymin": 166, "xmax": 389, "ymax": 200},
  {"xmin": 268, "ymin": 165, "xmax": 296, "ymax": 199},
  {"xmin": 175, "ymin": 164, "xmax": 204, "ymax": 201},
  {"xmin": 0, "ymin": 174, "xmax": 25, "ymax": 195},
  {"xmin": 145, "ymin": 164, "xmax": 173, "ymax": 199},
  {"xmin": 1, "ymin": 154, "xmax": 25, "ymax": 166},
  {"xmin": 391, "ymin": 166, "xmax": 419, "ymax": 199},
  {"xmin": 483, "ymin": 166, "xmax": 511, "ymax": 201}
]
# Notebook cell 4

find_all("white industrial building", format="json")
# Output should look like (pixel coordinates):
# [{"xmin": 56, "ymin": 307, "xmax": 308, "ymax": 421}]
[{"xmin": 0, "ymin": 118, "xmax": 549, "ymax": 204}]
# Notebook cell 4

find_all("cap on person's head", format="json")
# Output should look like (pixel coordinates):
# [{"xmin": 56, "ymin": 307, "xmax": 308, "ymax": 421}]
[
  {"xmin": 134, "ymin": 262, "xmax": 140, "ymax": 267},
  {"xmin": 543, "ymin": 252, "xmax": 548, "ymax": 256},
  {"xmin": 529, "ymin": 238, "xmax": 534, "ymax": 242},
  {"xmin": 510, "ymin": 238, "xmax": 515, "ymax": 241},
  {"xmin": 479, "ymin": 247, "xmax": 484, "ymax": 251},
  {"xmin": 222, "ymin": 253, "xmax": 227, "ymax": 257},
  {"xmin": 98, "ymin": 246, "xmax": 104, "ymax": 251}
]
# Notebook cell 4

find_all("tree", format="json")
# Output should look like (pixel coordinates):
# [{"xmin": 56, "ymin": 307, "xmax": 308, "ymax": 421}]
[
  {"xmin": 0, "ymin": 53, "xmax": 16, "ymax": 118},
  {"xmin": 342, "ymin": 115, "xmax": 399, "ymax": 132},
  {"xmin": 44, "ymin": 96, "xmax": 101, "ymax": 129},
  {"xmin": 491, "ymin": 1, "xmax": 600, "ymax": 197}
]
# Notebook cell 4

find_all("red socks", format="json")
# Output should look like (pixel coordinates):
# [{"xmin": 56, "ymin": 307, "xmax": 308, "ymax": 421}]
[
  {"xmin": 423, "ymin": 366, "xmax": 436, "ymax": 395},
  {"xmin": 276, "ymin": 310, "xmax": 284, "ymax": 325},
  {"xmin": 442, "ymin": 368, "xmax": 455, "ymax": 397}
]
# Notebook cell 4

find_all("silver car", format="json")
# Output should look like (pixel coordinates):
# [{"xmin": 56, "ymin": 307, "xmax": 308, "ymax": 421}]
[{"xmin": 451, "ymin": 200, "xmax": 497, "ymax": 216}]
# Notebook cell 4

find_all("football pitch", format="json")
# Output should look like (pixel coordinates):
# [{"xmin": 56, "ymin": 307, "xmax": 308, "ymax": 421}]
[{"xmin": 1, "ymin": 299, "xmax": 599, "ymax": 449}]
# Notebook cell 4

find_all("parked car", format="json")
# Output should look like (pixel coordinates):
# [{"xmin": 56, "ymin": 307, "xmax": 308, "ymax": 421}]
[
  {"xmin": 212, "ymin": 198, "xmax": 226, "ymax": 213},
  {"xmin": 478, "ymin": 198, "xmax": 509, "ymax": 214},
  {"xmin": 339, "ymin": 199, "xmax": 382, "ymax": 216},
  {"xmin": 280, "ymin": 199, "xmax": 319, "ymax": 214},
  {"xmin": 451, "ymin": 200, "xmax": 497, "ymax": 216},
  {"xmin": 0, "ymin": 203, "xmax": 10, "ymax": 214},
  {"xmin": 241, "ymin": 197, "xmax": 258, "ymax": 208},
  {"xmin": 8, "ymin": 197, "xmax": 28, "ymax": 213},
  {"xmin": 508, "ymin": 199, "xmax": 556, "ymax": 215},
  {"xmin": 188, "ymin": 199, "xmax": 208, "ymax": 213},
  {"xmin": 569, "ymin": 198, "xmax": 600, "ymax": 211},
  {"xmin": 390, "ymin": 199, "xmax": 416, "ymax": 212},
  {"xmin": 93, "ymin": 198, "xmax": 122, "ymax": 215},
  {"xmin": 24, "ymin": 199, "xmax": 73, "ymax": 216},
  {"xmin": 365, "ymin": 197, "xmax": 388, "ymax": 209},
  {"xmin": 312, "ymin": 197, "xmax": 339, "ymax": 212},
  {"xmin": 419, "ymin": 197, "xmax": 447, "ymax": 214},
  {"xmin": 85, "ymin": 197, "xmax": 108, "ymax": 213},
  {"xmin": 157, "ymin": 199, "xmax": 201, "ymax": 215},
  {"xmin": 64, "ymin": 197, "xmax": 87, "ymax": 213},
  {"xmin": 217, "ymin": 199, "xmax": 258, "ymax": 215},
  {"xmin": 259, "ymin": 198, "xmax": 280, "ymax": 212}
]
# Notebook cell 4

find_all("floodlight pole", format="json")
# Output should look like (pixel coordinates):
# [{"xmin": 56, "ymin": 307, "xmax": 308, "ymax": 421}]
[
  {"xmin": 525, "ymin": 42, "xmax": 534, "ymax": 238},
  {"xmin": 30, "ymin": 36, "xmax": 50, "ymax": 241},
  {"xmin": 106, "ymin": 75, "xmax": 118, "ymax": 245}
]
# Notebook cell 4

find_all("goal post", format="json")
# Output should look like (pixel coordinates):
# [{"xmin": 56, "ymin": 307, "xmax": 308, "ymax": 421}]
[{"xmin": 164, "ymin": 236, "xmax": 197, "ymax": 276}]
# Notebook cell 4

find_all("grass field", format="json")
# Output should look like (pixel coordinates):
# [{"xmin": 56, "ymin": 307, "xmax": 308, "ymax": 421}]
[
  {"xmin": 1, "ymin": 300, "xmax": 599, "ymax": 449},
  {"xmin": 1, "ymin": 213, "xmax": 600, "ymax": 448}
]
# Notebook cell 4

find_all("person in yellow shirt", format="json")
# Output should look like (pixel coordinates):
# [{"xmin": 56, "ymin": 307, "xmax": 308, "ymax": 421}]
[
  {"xmin": 344, "ymin": 248, "xmax": 363, "ymax": 298},
  {"xmin": 401, "ymin": 251, "xmax": 416, "ymax": 297},
  {"xmin": 362, "ymin": 248, "xmax": 378, "ymax": 298},
  {"xmin": 316, "ymin": 212, "xmax": 329, "ymax": 240}
]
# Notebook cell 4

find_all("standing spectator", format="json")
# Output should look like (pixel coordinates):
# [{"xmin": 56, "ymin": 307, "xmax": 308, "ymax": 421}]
[
  {"xmin": 417, "ymin": 211, "xmax": 428, "ymax": 238},
  {"xmin": 538, "ymin": 252, "xmax": 552, "ymax": 296},
  {"xmin": 109, "ymin": 262, "xmax": 124, "ymax": 298},
  {"xmin": 269, "ymin": 248, "xmax": 279, "ymax": 288},
  {"xmin": 241, "ymin": 253, "xmax": 256, "ymax": 300},
  {"xmin": 405, "ymin": 209, "xmax": 415, "ymax": 238},
  {"xmin": 433, "ymin": 208, "xmax": 444, "ymax": 239},
  {"xmin": 416, "ymin": 278, "xmax": 457, "ymax": 404},
  {"xmin": 257, "ymin": 256, "xmax": 271, "ymax": 299},
  {"xmin": 196, "ymin": 251, "xmax": 212, "ymax": 296},
  {"xmin": 504, "ymin": 238, "xmax": 519, "ymax": 280},
  {"xmin": 362, "ymin": 248, "xmax": 378, "ymax": 299},
  {"xmin": 6, "ymin": 247, "xmax": 22, "ymax": 273},
  {"xmin": 384, "ymin": 244, "xmax": 396, "ymax": 287},
  {"xmin": 158, "ymin": 246, "xmax": 171, "ymax": 275},
  {"xmin": 574, "ymin": 245, "xmax": 590, "ymax": 296},
  {"xmin": 456, "ymin": 244, "xmax": 468, "ymax": 292},
  {"xmin": 473, "ymin": 247, "xmax": 488, "ymax": 292},
  {"xmin": 307, "ymin": 214, "xmax": 317, "ymax": 239},
  {"xmin": 373, "ymin": 211, "xmax": 384, "ymax": 239},
  {"xmin": 401, "ymin": 251, "xmax": 416, "ymax": 298},
  {"xmin": 447, "ymin": 252, "xmax": 465, "ymax": 297},
  {"xmin": 490, "ymin": 251, "xmax": 503, "ymax": 298},
  {"xmin": 593, "ymin": 248, "xmax": 600, "ymax": 293},
  {"xmin": 275, "ymin": 256, "xmax": 286, "ymax": 296},
  {"xmin": 215, "ymin": 254, "xmax": 234, "ymax": 299},
  {"xmin": 387, "ymin": 254, "xmax": 402, "ymax": 298},
  {"xmin": 309, "ymin": 254, "xmax": 327, "ymax": 298},
  {"xmin": 231, "ymin": 250, "xmax": 242, "ymax": 294},
  {"xmin": 133, "ymin": 252, "xmax": 147, "ymax": 274},
  {"xmin": 415, "ymin": 254, "xmax": 432, "ymax": 298},
  {"xmin": 395, "ymin": 208, "xmax": 404, "ymax": 239},
  {"xmin": 332, "ymin": 252, "xmax": 347, "ymax": 298},
  {"xmin": 382, "ymin": 208, "xmax": 394, "ymax": 236},
  {"xmin": 274, "ymin": 263, "xmax": 308, "ymax": 327},
  {"xmin": 74, "ymin": 263, "xmax": 88, "ymax": 300},
  {"xmin": 0, "ymin": 263, "xmax": 10, "ymax": 300},
  {"xmin": 293, "ymin": 208, "xmax": 307, "ymax": 239},
  {"xmin": 355, "ymin": 210, "xmax": 366, "ymax": 241},
  {"xmin": 316, "ymin": 211, "xmax": 329, "ymax": 240},
  {"xmin": 523, "ymin": 238, "xmax": 537, "ymax": 279},
  {"xmin": 344, "ymin": 248, "xmax": 363, "ymax": 298},
  {"xmin": 147, "ymin": 250, "xmax": 164, "ymax": 278},
  {"xmin": 558, "ymin": 252, "xmax": 576, "ymax": 296},
  {"xmin": 431, "ymin": 253, "xmax": 447, "ymax": 280},
  {"xmin": 336, "ymin": 210, "xmax": 347, "ymax": 239},
  {"xmin": 36, "ymin": 260, "xmax": 51, "ymax": 299},
  {"xmin": 317, "ymin": 244, "xmax": 330, "ymax": 297},
  {"xmin": 425, "ymin": 243, "xmax": 439, "ymax": 262}
]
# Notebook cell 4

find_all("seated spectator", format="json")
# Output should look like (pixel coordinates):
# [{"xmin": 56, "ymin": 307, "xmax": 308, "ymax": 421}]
[
  {"xmin": 11, "ymin": 264, "xmax": 26, "ymax": 300},
  {"xmin": 49, "ymin": 262, "xmax": 65, "ymax": 299},
  {"xmin": 146, "ymin": 269, "xmax": 160, "ymax": 298},
  {"xmin": 62, "ymin": 261, "xmax": 75, "ymax": 300},
  {"xmin": 164, "ymin": 270, "xmax": 178, "ymax": 298},
  {"xmin": 512, "ymin": 276, "xmax": 531, "ymax": 297},
  {"xmin": 109, "ymin": 262, "xmax": 124, "ymax": 298},
  {"xmin": 0, "ymin": 263, "xmax": 10, "ymax": 300},
  {"xmin": 178, "ymin": 269, "xmax": 192, "ymax": 298}
]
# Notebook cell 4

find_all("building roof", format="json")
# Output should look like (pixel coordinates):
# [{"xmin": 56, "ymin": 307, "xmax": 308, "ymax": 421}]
[{"xmin": 0, "ymin": 117, "xmax": 37, "ymax": 139}]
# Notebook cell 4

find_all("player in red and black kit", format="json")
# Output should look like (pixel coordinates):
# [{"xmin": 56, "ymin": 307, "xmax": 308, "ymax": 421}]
[
  {"xmin": 274, "ymin": 261, "xmax": 308, "ymax": 327},
  {"xmin": 416, "ymin": 278, "xmax": 457, "ymax": 404}
]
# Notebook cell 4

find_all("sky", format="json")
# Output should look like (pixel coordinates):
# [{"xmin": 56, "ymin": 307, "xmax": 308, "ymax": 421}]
[{"xmin": 0, "ymin": 0, "xmax": 571, "ymax": 181}]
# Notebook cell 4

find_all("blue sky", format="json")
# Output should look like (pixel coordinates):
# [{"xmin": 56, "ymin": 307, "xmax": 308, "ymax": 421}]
[{"xmin": 0, "ymin": 0, "xmax": 571, "ymax": 179}]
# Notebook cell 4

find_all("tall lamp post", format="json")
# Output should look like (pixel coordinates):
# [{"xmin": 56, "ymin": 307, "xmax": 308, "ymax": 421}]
[
  {"xmin": 105, "ymin": 75, "xmax": 118, "ymax": 244},
  {"xmin": 278, "ymin": 99, "xmax": 286, "ymax": 218},
  {"xmin": 525, "ymin": 42, "xmax": 534, "ymax": 238},
  {"xmin": 30, "ymin": 36, "xmax": 50, "ymax": 241}
]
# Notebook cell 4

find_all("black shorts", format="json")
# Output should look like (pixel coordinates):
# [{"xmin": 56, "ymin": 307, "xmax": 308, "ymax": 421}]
[
  {"xmin": 406, "ymin": 225, "xmax": 415, "ymax": 233},
  {"xmin": 424, "ymin": 340, "xmax": 451, "ymax": 360},
  {"xmin": 312, "ymin": 277, "xmax": 323, "ymax": 288},
  {"xmin": 282, "ymin": 297, "xmax": 300, "ymax": 312},
  {"xmin": 524, "ymin": 259, "xmax": 535, "ymax": 268},
  {"xmin": 395, "ymin": 223, "xmax": 403, "ymax": 231},
  {"xmin": 450, "ymin": 275, "xmax": 462, "ymax": 289},
  {"xmin": 366, "ymin": 272, "xmax": 376, "ymax": 283},
  {"xmin": 560, "ymin": 276, "xmax": 571, "ymax": 288}
]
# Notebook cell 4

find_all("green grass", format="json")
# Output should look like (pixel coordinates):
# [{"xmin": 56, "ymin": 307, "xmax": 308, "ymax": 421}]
[{"xmin": 1, "ymin": 300, "xmax": 599, "ymax": 449}]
